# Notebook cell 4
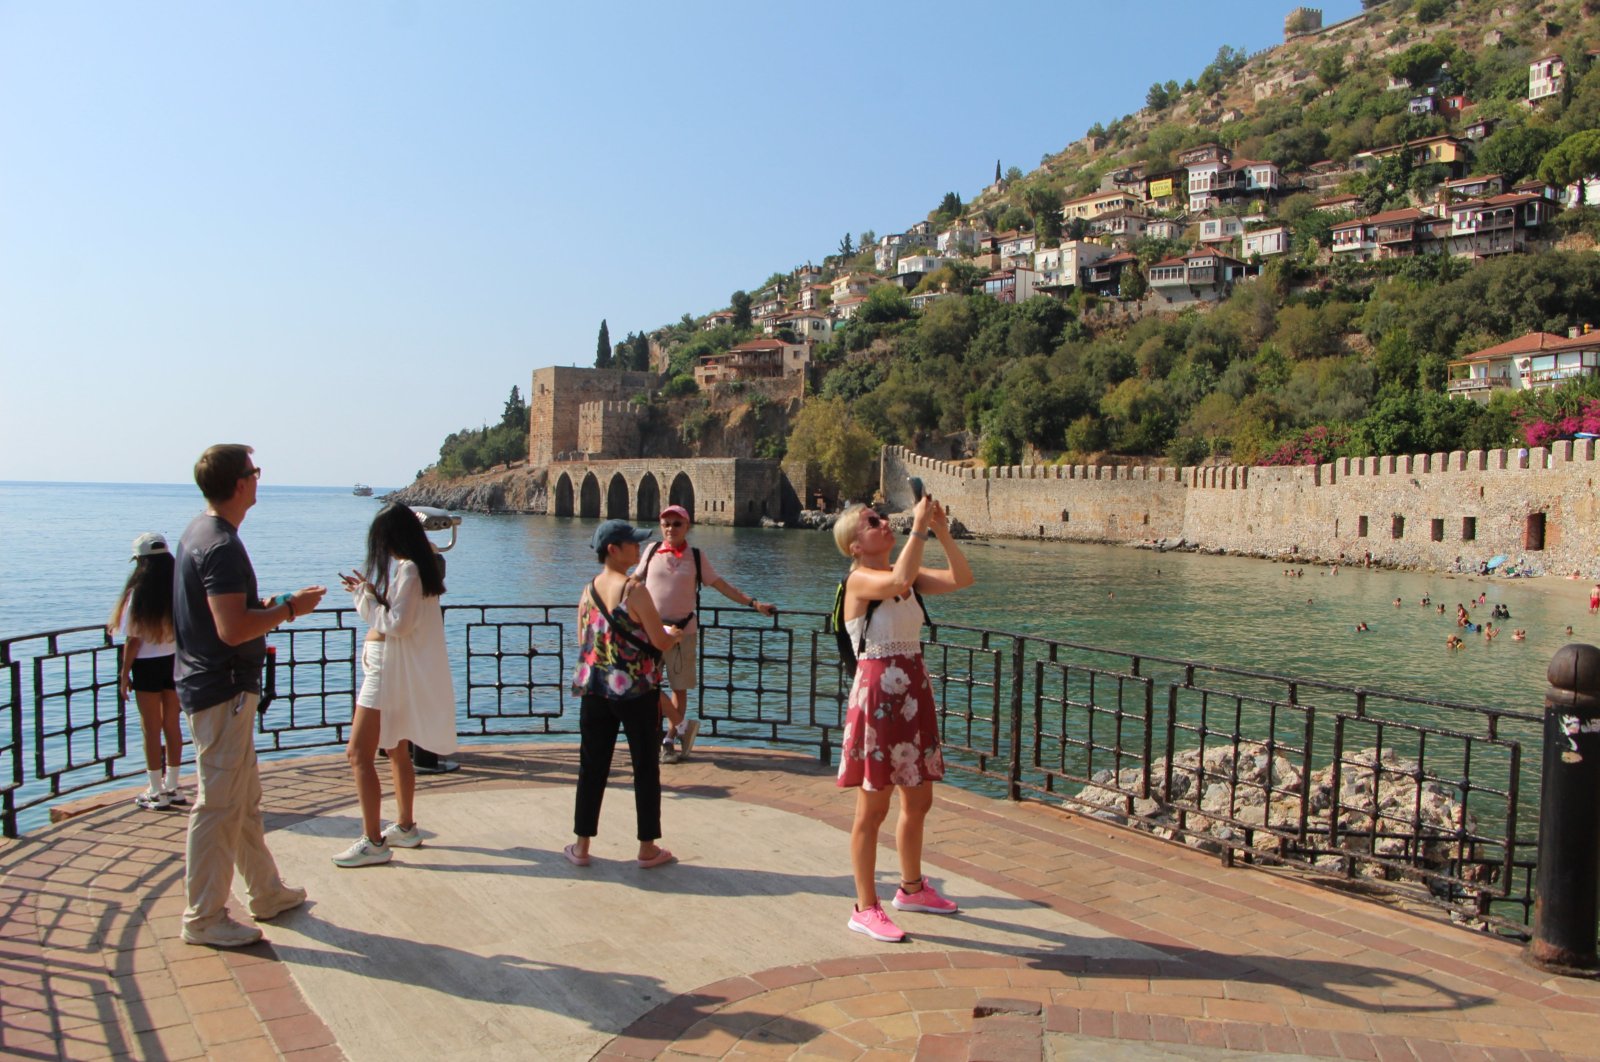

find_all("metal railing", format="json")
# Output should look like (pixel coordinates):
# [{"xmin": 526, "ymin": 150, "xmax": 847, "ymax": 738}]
[{"xmin": 0, "ymin": 604, "xmax": 1546, "ymax": 935}]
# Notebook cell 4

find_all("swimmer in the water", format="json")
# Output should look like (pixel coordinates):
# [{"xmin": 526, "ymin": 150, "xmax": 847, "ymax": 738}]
[
  {"xmin": 1355, "ymin": 622, "xmax": 1368, "ymax": 632},
  {"xmin": 1513, "ymin": 629, "xmax": 1526, "ymax": 641}
]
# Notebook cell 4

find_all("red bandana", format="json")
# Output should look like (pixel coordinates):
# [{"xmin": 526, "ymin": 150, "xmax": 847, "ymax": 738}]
[{"xmin": 658, "ymin": 541, "xmax": 686, "ymax": 558}]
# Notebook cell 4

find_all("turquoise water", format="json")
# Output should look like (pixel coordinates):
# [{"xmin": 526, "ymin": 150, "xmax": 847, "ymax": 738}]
[{"xmin": 1, "ymin": 480, "xmax": 1589, "ymax": 713}]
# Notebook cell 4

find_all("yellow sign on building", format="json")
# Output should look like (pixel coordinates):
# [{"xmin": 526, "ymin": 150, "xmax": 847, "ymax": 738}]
[{"xmin": 1150, "ymin": 178, "xmax": 1174, "ymax": 198}]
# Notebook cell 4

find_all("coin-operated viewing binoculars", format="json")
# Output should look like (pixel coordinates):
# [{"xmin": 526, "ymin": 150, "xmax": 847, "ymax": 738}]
[{"xmin": 414, "ymin": 506, "xmax": 462, "ymax": 552}]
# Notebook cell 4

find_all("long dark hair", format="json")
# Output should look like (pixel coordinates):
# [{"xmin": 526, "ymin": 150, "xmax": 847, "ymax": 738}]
[
  {"xmin": 363, "ymin": 503, "xmax": 446, "ymax": 604},
  {"xmin": 109, "ymin": 553, "xmax": 176, "ymax": 642}
]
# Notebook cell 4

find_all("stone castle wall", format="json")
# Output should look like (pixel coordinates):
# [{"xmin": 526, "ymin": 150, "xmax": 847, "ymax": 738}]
[
  {"xmin": 529, "ymin": 366, "xmax": 655, "ymax": 467},
  {"xmin": 549, "ymin": 457, "xmax": 785, "ymax": 527},
  {"xmin": 883, "ymin": 443, "xmax": 1600, "ymax": 573},
  {"xmin": 577, "ymin": 400, "xmax": 642, "ymax": 458}
]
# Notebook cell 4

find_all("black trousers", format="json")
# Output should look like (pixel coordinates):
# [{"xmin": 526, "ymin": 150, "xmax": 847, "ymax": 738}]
[{"xmin": 573, "ymin": 690, "xmax": 662, "ymax": 841}]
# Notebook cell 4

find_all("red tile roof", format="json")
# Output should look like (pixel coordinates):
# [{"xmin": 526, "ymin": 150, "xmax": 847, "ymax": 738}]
[{"xmin": 1459, "ymin": 331, "xmax": 1600, "ymax": 361}]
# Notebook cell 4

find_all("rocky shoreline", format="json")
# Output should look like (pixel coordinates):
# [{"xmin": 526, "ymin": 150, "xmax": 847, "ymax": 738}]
[{"xmin": 385, "ymin": 466, "xmax": 548, "ymax": 514}]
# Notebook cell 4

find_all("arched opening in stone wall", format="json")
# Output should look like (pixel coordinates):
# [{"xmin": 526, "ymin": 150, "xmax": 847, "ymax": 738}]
[
  {"xmin": 553, "ymin": 473, "xmax": 574, "ymax": 518},
  {"xmin": 636, "ymin": 473, "xmax": 661, "ymax": 522},
  {"xmin": 668, "ymin": 472, "xmax": 695, "ymax": 520},
  {"xmin": 605, "ymin": 473, "xmax": 630, "ymax": 519},
  {"xmin": 579, "ymin": 472, "xmax": 601, "ymax": 519}
]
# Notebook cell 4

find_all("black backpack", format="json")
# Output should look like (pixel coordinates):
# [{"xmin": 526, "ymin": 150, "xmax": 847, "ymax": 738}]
[{"xmin": 829, "ymin": 572, "xmax": 929, "ymax": 676}]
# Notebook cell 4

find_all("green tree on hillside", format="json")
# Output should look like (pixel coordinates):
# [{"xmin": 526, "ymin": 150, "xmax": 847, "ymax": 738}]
[
  {"xmin": 1387, "ymin": 42, "xmax": 1450, "ymax": 87},
  {"xmin": 786, "ymin": 396, "xmax": 880, "ymax": 502},
  {"xmin": 1539, "ymin": 129, "xmax": 1600, "ymax": 204},
  {"xmin": 595, "ymin": 319, "xmax": 611, "ymax": 369},
  {"xmin": 730, "ymin": 290, "xmax": 752, "ymax": 330},
  {"xmin": 502, "ymin": 386, "xmax": 527, "ymax": 431},
  {"xmin": 1477, "ymin": 125, "xmax": 1562, "ymax": 183},
  {"xmin": 838, "ymin": 233, "xmax": 854, "ymax": 257}
]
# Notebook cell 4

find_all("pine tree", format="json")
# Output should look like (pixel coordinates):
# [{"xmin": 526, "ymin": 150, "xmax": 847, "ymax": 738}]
[
  {"xmin": 994, "ymin": 159, "xmax": 1001, "ymax": 184},
  {"xmin": 595, "ymin": 320, "xmax": 611, "ymax": 369}
]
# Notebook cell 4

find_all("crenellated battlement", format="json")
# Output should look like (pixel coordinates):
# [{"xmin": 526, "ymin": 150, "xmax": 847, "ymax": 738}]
[{"xmin": 881, "ymin": 443, "xmax": 1600, "ymax": 575}]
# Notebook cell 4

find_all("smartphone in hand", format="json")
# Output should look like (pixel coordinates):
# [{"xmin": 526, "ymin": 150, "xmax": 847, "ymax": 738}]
[{"xmin": 909, "ymin": 476, "xmax": 925, "ymax": 502}]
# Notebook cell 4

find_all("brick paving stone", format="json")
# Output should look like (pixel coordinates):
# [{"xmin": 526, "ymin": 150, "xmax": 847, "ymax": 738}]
[
  {"xmin": 249, "ymin": 982, "xmax": 314, "ymax": 1022},
  {"xmin": 1079, "ymin": 1008, "xmax": 1116, "ymax": 1039},
  {"xmin": 911, "ymin": 1033, "xmax": 967, "ymax": 1061},
  {"xmin": 263, "ymin": 1012, "xmax": 338, "ymax": 1054},
  {"xmin": 193, "ymin": 1004, "xmax": 268, "ymax": 1046},
  {"xmin": 835, "ymin": 992, "xmax": 911, "ymax": 1020},
  {"xmin": 1332, "ymin": 1030, "xmax": 1380, "ymax": 1060},
  {"xmin": 1188, "ymin": 1020, "xmax": 1229, "ymax": 1048}
]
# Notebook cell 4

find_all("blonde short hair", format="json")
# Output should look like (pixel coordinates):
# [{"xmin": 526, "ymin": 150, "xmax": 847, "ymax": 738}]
[{"xmin": 832, "ymin": 504, "xmax": 870, "ymax": 563}]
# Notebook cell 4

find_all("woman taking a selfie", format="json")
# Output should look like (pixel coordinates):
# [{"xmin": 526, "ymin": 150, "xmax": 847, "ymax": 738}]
[{"xmin": 833, "ymin": 490, "xmax": 973, "ymax": 942}]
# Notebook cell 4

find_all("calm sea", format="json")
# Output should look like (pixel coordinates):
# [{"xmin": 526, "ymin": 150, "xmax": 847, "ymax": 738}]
[{"xmin": 2, "ymin": 479, "xmax": 1590, "ymax": 714}]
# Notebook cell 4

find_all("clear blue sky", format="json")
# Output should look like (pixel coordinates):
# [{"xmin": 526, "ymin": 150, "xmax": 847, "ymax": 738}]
[{"xmin": 0, "ymin": 1, "xmax": 1360, "ymax": 488}]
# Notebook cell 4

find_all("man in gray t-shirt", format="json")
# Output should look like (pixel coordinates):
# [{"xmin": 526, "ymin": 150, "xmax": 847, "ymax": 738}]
[{"xmin": 174, "ymin": 444, "xmax": 326, "ymax": 948}]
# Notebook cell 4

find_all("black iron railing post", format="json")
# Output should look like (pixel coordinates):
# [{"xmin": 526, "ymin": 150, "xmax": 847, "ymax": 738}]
[
  {"xmin": 1008, "ymin": 637, "xmax": 1024, "ymax": 801},
  {"xmin": 1528, "ymin": 644, "xmax": 1600, "ymax": 977}
]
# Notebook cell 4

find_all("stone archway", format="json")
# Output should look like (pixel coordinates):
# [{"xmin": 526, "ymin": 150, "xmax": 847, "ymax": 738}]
[
  {"xmin": 668, "ymin": 472, "xmax": 695, "ymax": 521},
  {"xmin": 605, "ymin": 473, "xmax": 630, "ymax": 519},
  {"xmin": 636, "ymin": 473, "xmax": 661, "ymax": 522},
  {"xmin": 579, "ymin": 472, "xmax": 602, "ymax": 519},
  {"xmin": 553, "ymin": 473, "xmax": 575, "ymax": 518}
]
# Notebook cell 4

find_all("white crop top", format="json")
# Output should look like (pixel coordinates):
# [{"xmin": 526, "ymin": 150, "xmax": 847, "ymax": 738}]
[{"xmin": 843, "ymin": 591, "xmax": 924, "ymax": 660}]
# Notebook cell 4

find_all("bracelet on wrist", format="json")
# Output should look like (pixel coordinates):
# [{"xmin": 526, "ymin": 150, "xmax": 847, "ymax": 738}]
[
  {"xmin": 284, "ymin": 598, "xmax": 295, "ymax": 621},
  {"xmin": 914, "ymin": 529, "xmax": 931, "ymax": 541}
]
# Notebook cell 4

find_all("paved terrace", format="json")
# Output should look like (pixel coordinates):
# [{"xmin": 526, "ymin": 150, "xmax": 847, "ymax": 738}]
[{"xmin": 2, "ymin": 745, "xmax": 1597, "ymax": 1062}]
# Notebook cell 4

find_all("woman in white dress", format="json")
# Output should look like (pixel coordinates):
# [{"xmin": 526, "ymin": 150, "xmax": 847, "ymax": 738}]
[{"xmin": 334, "ymin": 504, "xmax": 457, "ymax": 867}]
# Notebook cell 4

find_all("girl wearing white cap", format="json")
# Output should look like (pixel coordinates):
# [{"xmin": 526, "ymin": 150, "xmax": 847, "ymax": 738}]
[{"xmin": 109, "ymin": 532, "xmax": 186, "ymax": 809}]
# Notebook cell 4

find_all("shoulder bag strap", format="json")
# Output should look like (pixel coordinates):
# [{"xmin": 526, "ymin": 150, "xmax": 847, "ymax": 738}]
[{"xmin": 589, "ymin": 578, "xmax": 662, "ymax": 659}]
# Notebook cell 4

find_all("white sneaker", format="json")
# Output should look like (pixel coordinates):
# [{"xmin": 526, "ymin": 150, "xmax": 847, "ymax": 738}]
[
  {"xmin": 381, "ymin": 822, "xmax": 422, "ymax": 848},
  {"xmin": 182, "ymin": 915, "xmax": 263, "ymax": 948},
  {"xmin": 134, "ymin": 788, "xmax": 170, "ymax": 810},
  {"xmin": 332, "ymin": 837, "xmax": 393, "ymax": 868},
  {"xmin": 163, "ymin": 786, "xmax": 187, "ymax": 806}
]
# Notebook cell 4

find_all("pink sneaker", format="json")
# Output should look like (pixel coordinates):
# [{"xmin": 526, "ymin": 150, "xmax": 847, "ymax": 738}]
[
  {"xmin": 847, "ymin": 903, "xmax": 906, "ymax": 942},
  {"xmin": 892, "ymin": 878, "xmax": 959, "ymax": 915}
]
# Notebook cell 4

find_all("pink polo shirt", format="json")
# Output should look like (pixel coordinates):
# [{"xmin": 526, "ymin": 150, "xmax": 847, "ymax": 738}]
[{"xmin": 637, "ymin": 542, "xmax": 719, "ymax": 631}]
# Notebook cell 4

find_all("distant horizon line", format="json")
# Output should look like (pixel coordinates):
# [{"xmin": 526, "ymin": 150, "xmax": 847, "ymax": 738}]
[{"xmin": 0, "ymin": 479, "xmax": 397, "ymax": 491}]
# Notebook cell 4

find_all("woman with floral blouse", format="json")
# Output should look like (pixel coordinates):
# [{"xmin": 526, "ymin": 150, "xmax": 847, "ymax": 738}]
[{"xmin": 567, "ymin": 519, "xmax": 682, "ymax": 869}]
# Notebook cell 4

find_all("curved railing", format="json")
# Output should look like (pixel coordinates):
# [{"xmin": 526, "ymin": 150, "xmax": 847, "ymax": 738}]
[{"xmin": 0, "ymin": 604, "xmax": 1545, "ymax": 935}]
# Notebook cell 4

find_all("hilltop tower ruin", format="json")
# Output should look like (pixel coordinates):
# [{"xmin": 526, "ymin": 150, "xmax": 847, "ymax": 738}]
[{"xmin": 1284, "ymin": 6, "xmax": 1323, "ymax": 39}]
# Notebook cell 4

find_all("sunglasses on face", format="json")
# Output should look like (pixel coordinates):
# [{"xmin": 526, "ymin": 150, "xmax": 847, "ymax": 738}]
[
  {"xmin": 242, "ymin": 467, "xmax": 262, "ymax": 480},
  {"xmin": 862, "ymin": 514, "xmax": 886, "ymax": 529},
  {"xmin": 660, "ymin": 520, "xmax": 685, "ymax": 529}
]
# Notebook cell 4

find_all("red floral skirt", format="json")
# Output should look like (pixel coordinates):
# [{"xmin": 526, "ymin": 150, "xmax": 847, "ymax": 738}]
[{"xmin": 836, "ymin": 653, "xmax": 945, "ymax": 791}]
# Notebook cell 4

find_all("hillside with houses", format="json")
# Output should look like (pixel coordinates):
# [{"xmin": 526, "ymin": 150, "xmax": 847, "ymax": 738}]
[{"xmin": 429, "ymin": 0, "xmax": 1600, "ymax": 504}]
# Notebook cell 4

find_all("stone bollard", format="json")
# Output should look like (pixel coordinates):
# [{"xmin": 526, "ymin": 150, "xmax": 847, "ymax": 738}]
[{"xmin": 1528, "ymin": 644, "xmax": 1600, "ymax": 977}]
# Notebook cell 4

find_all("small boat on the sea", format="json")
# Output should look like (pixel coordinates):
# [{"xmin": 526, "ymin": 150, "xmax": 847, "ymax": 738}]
[{"xmin": 352, "ymin": 483, "xmax": 373, "ymax": 496}]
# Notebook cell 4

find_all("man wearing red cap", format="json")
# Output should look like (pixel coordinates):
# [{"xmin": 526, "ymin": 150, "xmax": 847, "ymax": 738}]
[{"xmin": 638, "ymin": 504, "xmax": 776, "ymax": 762}]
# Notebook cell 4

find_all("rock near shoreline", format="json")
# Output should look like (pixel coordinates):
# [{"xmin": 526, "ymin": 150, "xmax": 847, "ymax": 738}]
[
  {"xmin": 385, "ymin": 467, "xmax": 548, "ymax": 514},
  {"xmin": 1071, "ymin": 745, "xmax": 1491, "ymax": 889}
]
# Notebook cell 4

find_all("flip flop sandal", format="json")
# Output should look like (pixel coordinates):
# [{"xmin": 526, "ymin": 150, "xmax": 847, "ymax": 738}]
[
  {"xmin": 563, "ymin": 843, "xmax": 591, "ymax": 867},
  {"xmin": 636, "ymin": 848, "xmax": 676, "ymax": 869}
]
